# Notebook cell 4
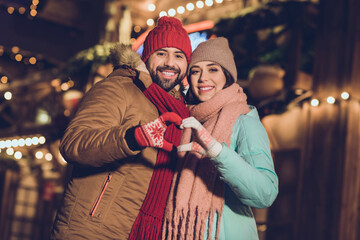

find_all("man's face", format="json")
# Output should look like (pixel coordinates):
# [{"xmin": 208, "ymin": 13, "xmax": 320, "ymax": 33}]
[{"xmin": 146, "ymin": 47, "xmax": 188, "ymax": 91}]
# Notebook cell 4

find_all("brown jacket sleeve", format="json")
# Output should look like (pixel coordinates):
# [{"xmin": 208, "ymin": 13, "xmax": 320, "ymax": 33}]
[{"xmin": 60, "ymin": 71, "xmax": 158, "ymax": 167}]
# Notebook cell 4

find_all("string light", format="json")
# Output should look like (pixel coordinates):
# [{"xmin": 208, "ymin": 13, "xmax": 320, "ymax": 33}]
[
  {"xmin": 159, "ymin": 11, "xmax": 167, "ymax": 17},
  {"xmin": 1, "ymin": 76, "xmax": 8, "ymax": 84},
  {"xmin": 177, "ymin": 6, "xmax": 185, "ymax": 14},
  {"xmin": 168, "ymin": 8, "xmax": 176, "ymax": 16},
  {"xmin": 196, "ymin": 1, "xmax": 205, "ymax": 8},
  {"xmin": 186, "ymin": 3, "xmax": 195, "ymax": 11},
  {"xmin": 341, "ymin": 91, "xmax": 350, "ymax": 100},
  {"xmin": 0, "ymin": 136, "xmax": 47, "ymax": 149},
  {"xmin": 311, "ymin": 98, "xmax": 319, "ymax": 107},
  {"xmin": 4, "ymin": 91, "xmax": 12, "ymax": 100},
  {"xmin": 148, "ymin": 4, "xmax": 156, "ymax": 12},
  {"xmin": 309, "ymin": 92, "xmax": 356, "ymax": 107},
  {"xmin": 14, "ymin": 151, "xmax": 22, "ymax": 159}
]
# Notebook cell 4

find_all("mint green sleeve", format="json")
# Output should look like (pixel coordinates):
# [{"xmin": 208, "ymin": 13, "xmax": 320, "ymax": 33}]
[{"xmin": 211, "ymin": 108, "xmax": 278, "ymax": 208}]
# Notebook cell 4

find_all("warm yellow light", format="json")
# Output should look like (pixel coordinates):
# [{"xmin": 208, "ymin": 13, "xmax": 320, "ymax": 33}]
[
  {"xmin": 30, "ymin": 9, "xmax": 37, "ymax": 17},
  {"xmin": 18, "ymin": 7, "xmax": 26, "ymax": 14},
  {"xmin": 29, "ymin": 57, "xmax": 37, "ymax": 64},
  {"xmin": 7, "ymin": 7, "xmax": 15, "ymax": 14},
  {"xmin": 196, "ymin": 1, "xmax": 205, "ymax": 8},
  {"xmin": 32, "ymin": 0, "xmax": 40, "ymax": 6},
  {"xmin": 177, "ymin": 6, "xmax": 185, "ymax": 14},
  {"xmin": 11, "ymin": 46, "xmax": 19, "ymax": 54},
  {"xmin": 51, "ymin": 78, "xmax": 61, "ymax": 87},
  {"xmin": 327, "ymin": 96, "xmax": 335, "ymax": 104},
  {"xmin": 186, "ymin": 3, "xmax": 195, "ymax": 11},
  {"xmin": 15, "ymin": 54, "xmax": 23, "ymax": 62},
  {"xmin": 146, "ymin": 19, "xmax": 154, "ymax": 26},
  {"xmin": 134, "ymin": 25, "xmax": 141, "ymax": 33},
  {"xmin": 168, "ymin": 8, "xmax": 176, "ymax": 16},
  {"xmin": 4, "ymin": 91, "xmax": 12, "ymax": 100},
  {"xmin": 61, "ymin": 82, "xmax": 70, "ymax": 91},
  {"xmin": 148, "ymin": 4, "xmax": 156, "ymax": 12},
  {"xmin": 159, "ymin": 11, "xmax": 167, "ymax": 17},
  {"xmin": 1, "ymin": 76, "xmax": 8, "ymax": 84},
  {"xmin": 311, "ymin": 99, "xmax": 319, "ymax": 107},
  {"xmin": 341, "ymin": 92, "xmax": 350, "ymax": 100}
]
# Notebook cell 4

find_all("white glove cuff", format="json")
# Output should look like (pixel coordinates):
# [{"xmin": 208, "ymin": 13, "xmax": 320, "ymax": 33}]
[{"xmin": 207, "ymin": 141, "xmax": 222, "ymax": 158}]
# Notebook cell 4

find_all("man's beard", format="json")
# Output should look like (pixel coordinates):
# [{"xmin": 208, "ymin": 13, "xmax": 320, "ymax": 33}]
[{"xmin": 149, "ymin": 66, "xmax": 186, "ymax": 92}]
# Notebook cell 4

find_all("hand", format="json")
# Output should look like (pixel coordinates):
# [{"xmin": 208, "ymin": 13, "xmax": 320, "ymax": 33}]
[
  {"xmin": 134, "ymin": 112, "xmax": 182, "ymax": 152},
  {"xmin": 177, "ymin": 142, "xmax": 206, "ymax": 155},
  {"xmin": 179, "ymin": 117, "xmax": 222, "ymax": 157}
]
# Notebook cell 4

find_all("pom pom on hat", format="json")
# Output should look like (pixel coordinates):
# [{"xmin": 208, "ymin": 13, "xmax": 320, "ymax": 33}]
[{"xmin": 142, "ymin": 16, "xmax": 192, "ymax": 63}]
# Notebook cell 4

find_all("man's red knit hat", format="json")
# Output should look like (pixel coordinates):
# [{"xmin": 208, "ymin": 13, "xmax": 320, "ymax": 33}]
[{"xmin": 141, "ymin": 16, "xmax": 192, "ymax": 63}]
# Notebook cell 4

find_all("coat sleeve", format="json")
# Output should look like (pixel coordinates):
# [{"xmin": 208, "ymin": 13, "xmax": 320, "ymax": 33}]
[
  {"xmin": 59, "ymin": 77, "xmax": 144, "ymax": 167},
  {"xmin": 211, "ymin": 110, "xmax": 279, "ymax": 209}
]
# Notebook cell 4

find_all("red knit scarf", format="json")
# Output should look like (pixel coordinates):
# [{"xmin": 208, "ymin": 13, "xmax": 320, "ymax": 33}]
[{"xmin": 128, "ymin": 82, "xmax": 189, "ymax": 240}]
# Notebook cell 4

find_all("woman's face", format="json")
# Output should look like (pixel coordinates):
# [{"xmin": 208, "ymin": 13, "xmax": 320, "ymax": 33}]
[{"xmin": 189, "ymin": 61, "xmax": 226, "ymax": 102}]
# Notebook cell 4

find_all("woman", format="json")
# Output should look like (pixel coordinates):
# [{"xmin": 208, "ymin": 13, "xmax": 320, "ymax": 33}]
[{"xmin": 162, "ymin": 37, "xmax": 278, "ymax": 240}]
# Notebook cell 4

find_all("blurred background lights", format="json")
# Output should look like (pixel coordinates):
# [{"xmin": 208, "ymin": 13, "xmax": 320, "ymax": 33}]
[
  {"xmin": 39, "ymin": 136, "xmax": 46, "ymax": 144},
  {"xmin": 25, "ymin": 137, "xmax": 32, "ymax": 146},
  {"xmin": 311, "ymin": 99, "xmax": 319, "ymax": 107},
  {"xmin": 177, "ymin": 6, "xmax": 185, "ymax": 14},
  {"xmin": 205, "ymin": 0, "xmax": 214, "ymax": 6},
  {"xmin": 341, "ymin": 91, "xmax": 350, "ymax": 100},
  {"xmin": 168, "ymin": 8, "xmax": 176, "ymax": 16},
  {"xmin": 11, "ymin": 139, "xmax": 19, "ymax": 147},
  {"xmin": 6, "ymin": 148, "xmax": 14, "ymax": 155},
  {"xmin": 45, "ymin": 153, "xmax": 53, "ymax": 161},
  {"xmin": 18, "ymin": 138, "xmax": 25, "ymax": 147},
  {"xmin": 186, "ymin": 3, "xmax": 195, "ymax": 11},
  {"xmin": 0, "ymin": 141, "xmax": 5, "ymax": 148},
  {"xmin": 134, "ymin": 25, "xmax": 141, "ymax": 33},
  {"xmin": 5, "ymin": 140, "xmax": 12, "ymax": 148},
  {"xmin": 4, "ymin": 91, "xmax": 12, "ymax": 100},
  {"xmin": 148, "ymin": 3, "xmax": 156, "ymax": 12},
  {"xmin": 196, "ymin": 1, "xmax": 205, "ymax": 8},
  {"xmin": 32, "ymin": 136, "xmax": 39, "ymax": 145},
  {"xmin": 215, "ymin": 0, "xmax": 223, "ymax": 3},
  {"xmin": 29, "ymin": 57, "xmax": 37, "ymax": 64},
  {"xmin": 1, "ymin": 76, "xmax": 8, "ymax": 83},
  {"xmin": 35, "ymin": 151, "xmax": 43, "ymax": 159},
  {"xmin": 15, "ymin": 54, "xmax": 23, "ymax": 62},
  {"xmin": 159, "ymin": 11, "xmax": 167, "ymax": 17},
  {"xmin": 14, "ymin": 151, "xmax": 22, "ymax": 160},
  {"xmin": 18, "ymin": 7, "xmax": 26, "ymax": 14},
  {"xmin": 146, "ymin": 18, "xmax": 154, "ymax": 26},
  {"xmin": 7, "ymin": 7, "xmax": 15, "ymax": 14},
  {"xmin": 327, "ymin": 96, "xmax": 335, "ymax": 104}
]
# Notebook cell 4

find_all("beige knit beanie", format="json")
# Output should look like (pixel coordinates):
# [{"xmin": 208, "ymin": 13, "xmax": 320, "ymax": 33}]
[{"xmin": 188, "ymin": 37, "xmax": 237, "ymax": 83}]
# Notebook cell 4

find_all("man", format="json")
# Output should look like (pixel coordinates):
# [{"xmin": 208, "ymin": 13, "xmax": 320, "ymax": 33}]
[{"xmin": 50, "ymin": 16, "xmax": 191, "ymax": 239}]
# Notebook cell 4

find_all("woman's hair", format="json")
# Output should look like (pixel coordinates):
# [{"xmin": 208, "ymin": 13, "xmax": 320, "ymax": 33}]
[{"xmin": 185, "ymin": 66, "xmax": 234, "ymax": 104}]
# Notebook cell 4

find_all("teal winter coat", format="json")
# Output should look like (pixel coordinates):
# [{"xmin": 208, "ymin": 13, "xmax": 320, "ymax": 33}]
[{"xmin": 204, "ymin": 106, "xmax": 278, "ymax": 240}]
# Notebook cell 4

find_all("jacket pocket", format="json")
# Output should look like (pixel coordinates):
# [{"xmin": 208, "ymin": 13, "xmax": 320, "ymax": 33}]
[{"xmin": 89, "ymin": 172, "xmax": 112, "ymax": 217}]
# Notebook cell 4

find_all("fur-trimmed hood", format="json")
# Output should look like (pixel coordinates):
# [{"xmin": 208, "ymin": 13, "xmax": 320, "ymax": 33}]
[{"xmin": 109, "ymin": 43, "xmax": 149, "ymax": 74}]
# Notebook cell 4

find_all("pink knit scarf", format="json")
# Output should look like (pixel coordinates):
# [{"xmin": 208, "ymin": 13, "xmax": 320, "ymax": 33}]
[{"xmin": 162, "ymin": 84, "xmax": 251, "ymax": 240}]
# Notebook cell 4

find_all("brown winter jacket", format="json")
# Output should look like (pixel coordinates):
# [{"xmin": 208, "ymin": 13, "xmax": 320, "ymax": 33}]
[{"xmin": 50, "ymin": 67, "xmax": 161, "ymax": 239}]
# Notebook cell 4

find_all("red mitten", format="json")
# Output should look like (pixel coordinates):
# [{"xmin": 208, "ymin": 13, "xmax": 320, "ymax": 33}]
[{"xmin": 134, "ymin": 112, "xmax": 182, "ymax": 152}]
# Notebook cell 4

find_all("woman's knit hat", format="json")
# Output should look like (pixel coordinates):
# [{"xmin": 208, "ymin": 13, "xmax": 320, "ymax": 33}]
[
  {"xmin": 189, "ymin": 37, "xmax": 237, "ymax": 83},
  {"xmin": 142, "ymin": 16, "xmax": 192, "ymax": 63}
]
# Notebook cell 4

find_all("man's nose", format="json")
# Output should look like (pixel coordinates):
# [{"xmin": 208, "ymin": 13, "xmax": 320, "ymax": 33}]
[{"xmin": 164, "ymin": 55, "xmax": 175, "ymax": 67}]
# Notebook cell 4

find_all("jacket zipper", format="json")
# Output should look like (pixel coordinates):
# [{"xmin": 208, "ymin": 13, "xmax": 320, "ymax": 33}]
[{"xmin": 90, "ymin": 172, "xmax": 112, "ymax": 216}]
